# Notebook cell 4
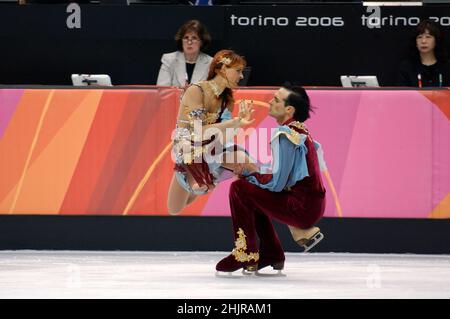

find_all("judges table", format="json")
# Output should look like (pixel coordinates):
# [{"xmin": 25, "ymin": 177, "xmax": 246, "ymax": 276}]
[{"xmin": 0, "ymin": 86, "xmax": 449, "ymax": 219}]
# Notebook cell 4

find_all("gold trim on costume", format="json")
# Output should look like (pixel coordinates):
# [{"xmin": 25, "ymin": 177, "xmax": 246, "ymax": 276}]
[
  {"xmin": 175, "ymin": 106, "xmax": 221, "ymax": 164},
  {"xmin": 207, "ymin": 80, "xmax": 224, "ymax": 98},
  {"xmin": 270, "ymin": 121, "xmax": 310, "ymax": 146},
  {"xmin": 182, "ymin": 106, "xmax": 221, "ymax": 125},
  {"xmin": 290, "ymin": 121, "xmax": 313, "ymax": 143},
  {"xmin": 271, "ymin": 129, "xmax": 301, "ymax": 145},
  {"xmin": 289, "ymin": 121, "xmax": 308, "ymax": 133},
  {"xmin": 231, "ymin": 228, "xmax": 259, "ymax": 263}
]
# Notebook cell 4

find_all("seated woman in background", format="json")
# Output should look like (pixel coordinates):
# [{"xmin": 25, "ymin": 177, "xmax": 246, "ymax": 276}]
[
  {"xmin": 398, "ymin": 19, "xmax": 449, "ymax": 87},
  {"xmin": 157, "ymin": 20, "xmax": 213, "ymax": 87}
]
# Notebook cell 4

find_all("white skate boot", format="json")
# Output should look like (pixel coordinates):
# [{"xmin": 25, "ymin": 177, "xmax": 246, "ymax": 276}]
[{"xmin": 288, "ymin": 226, "xmax": 324, "ymax": 252}]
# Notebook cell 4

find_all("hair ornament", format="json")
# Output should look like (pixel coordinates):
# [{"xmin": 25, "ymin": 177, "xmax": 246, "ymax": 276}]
[{"xmin": 219, "ymin": 57, "xmax": 232, "ymax": 66}]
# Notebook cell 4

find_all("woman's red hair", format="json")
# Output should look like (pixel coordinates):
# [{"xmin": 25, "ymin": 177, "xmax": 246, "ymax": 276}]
[{"xmin": 207, "ymin": 50, "xmax": 246, "ymax": 109}]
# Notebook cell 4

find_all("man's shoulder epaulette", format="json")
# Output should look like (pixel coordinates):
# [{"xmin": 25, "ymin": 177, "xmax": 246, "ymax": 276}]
[
  {"xmin": 271, "ymin": 122, "xmax": 307, "ymax": 146},
  {"xmin": 288, "ymin": 121, "xmax": 309, "ymax": 134}
]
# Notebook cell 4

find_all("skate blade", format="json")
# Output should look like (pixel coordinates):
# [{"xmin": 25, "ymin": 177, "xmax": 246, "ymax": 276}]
[
  {"xmin": 242, "ymin": 268, "xmax": 258, "ymax": 276},
  {"xmin": 301, "ymin": 232, "xmax": 324, "ymax": 253},
  {"xmin": 215, "ymin": 271, "xmax": 242, "ymax": 278},
  {"xmin": 255, "ymin": 270, "xmax": 286, "ymax": 277},
  {"xmin": 215, "ymin": 270, "xmax": 256, "ymax": 278}
]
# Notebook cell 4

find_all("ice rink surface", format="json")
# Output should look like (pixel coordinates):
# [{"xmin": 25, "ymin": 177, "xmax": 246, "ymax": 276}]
[{"xmin": 0, "ymin": 251, "xmax": 449, "ymax": 299}]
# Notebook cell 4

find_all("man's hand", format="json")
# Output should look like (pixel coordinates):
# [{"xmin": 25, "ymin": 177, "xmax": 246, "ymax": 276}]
[
  {"xmin": 233, "ymin": 164, "xmax": 246, "ymax": 177},
  {"xmin": 233, "ymin": 163, "xmax": 259, "ymax": 178}
]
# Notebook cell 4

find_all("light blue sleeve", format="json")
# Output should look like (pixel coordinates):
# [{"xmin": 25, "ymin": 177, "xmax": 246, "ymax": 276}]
[
  {"xmin": 220, "ymin": 109, "xmax": 233, "ymax": 122},
  {"xmin": 246, "ymin": 133, "xmax": 310, "ymax": 192},
  {"xmin": 313, "ymin": 140, "xmax": 327, "ymax": 172}
]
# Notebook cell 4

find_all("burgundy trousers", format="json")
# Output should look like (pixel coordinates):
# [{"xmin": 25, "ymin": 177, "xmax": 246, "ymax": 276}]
[{"xmin": 228, "ymin": 177, "xmax": 326, "ymax": 258}]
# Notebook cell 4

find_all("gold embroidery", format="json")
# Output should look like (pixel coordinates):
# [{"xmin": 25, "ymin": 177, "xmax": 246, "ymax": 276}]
[
  {"xmin": 182, "ymin": 106, "xmax": 220, "ymax": 125},
  {"xmin": 285, "ymin": 129, "xmax": 301, "ymax": 145},
  {"xmin": 204, "ymin": 112, "xmax": 220, "ymax": 125},
  {"xmin": 207, "ymin": 80, "xmax": 223, "ymax": 98},
  {"xmin": 175, "ymin": 82, "xmax": 225, "ymax": 165},
  {"xmin": 176, "ymin": 107, "xmax": 220, "ymax": 164},
  {"xmin": 290, "ymin": 121, "xmax": 313, "ymax": 142},
  {"xmin": 271, "ymin": 129, "xmax": 301, "ymax": 145},
  {"xmin": 231, "ymin": 228, "xmax": 259, "ymax": 263},
  {"xmin": 270, "ymin": 121, "xmax": 311, "ymax": 145},
  {"xmin": 289, "ymin": 121, "xmax": 308, "ymax": 133}
]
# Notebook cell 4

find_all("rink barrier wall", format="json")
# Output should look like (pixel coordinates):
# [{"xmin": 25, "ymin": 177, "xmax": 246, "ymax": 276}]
[
  {"xmin": 0, "ymin": 216, "xmax": 449, "ymax": 254},
  {"xmin": 1, "ymin": 87, "xmax": 449, "ymax": 219}
]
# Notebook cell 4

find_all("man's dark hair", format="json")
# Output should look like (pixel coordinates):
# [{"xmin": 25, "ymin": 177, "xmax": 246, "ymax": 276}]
[{"xmin": 282, "ymin": 83, "xmax": 312, "ymax": 122}]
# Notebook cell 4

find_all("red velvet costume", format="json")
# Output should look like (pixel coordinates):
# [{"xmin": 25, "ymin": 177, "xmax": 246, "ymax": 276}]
[{"xmin": 216, "ymin": 119, "xmax": 326, "ymax": 272}]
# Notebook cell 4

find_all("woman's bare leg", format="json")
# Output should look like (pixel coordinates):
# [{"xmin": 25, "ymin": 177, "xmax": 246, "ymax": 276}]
[
  {"xmin": 167, "ymin": 174, "xmax": 196, "ymax": 215},
  {"xmin": 186, "ymin": 193, "xmax": 198, "ymax": 206},
  {"xmin": 168, "ymin": 150, "xmax": 252, "ymax": 214}
]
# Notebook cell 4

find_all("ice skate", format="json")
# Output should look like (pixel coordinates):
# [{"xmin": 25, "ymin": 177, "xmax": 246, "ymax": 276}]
[
  {"xmin": 288, "ymin": 226, "xmax": 324, "ymax": 252},
  {"xmin": 255, "ymin": 259, "xmax": 286, "ymax": 277},
  {"xmin": 215, "ymin": 254, "xmax": 258, "ymax": 278}
]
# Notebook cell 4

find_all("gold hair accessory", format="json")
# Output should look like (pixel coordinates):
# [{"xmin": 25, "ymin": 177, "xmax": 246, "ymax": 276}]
[{"xmin": 219, "ymin": 57, "xmax": 232, "ymax": 66}]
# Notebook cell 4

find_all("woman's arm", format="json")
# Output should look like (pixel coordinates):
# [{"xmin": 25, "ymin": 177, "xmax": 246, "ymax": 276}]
[{"xmin": 181, "ymin": 87, "xmax": 253, "ymax": 140}]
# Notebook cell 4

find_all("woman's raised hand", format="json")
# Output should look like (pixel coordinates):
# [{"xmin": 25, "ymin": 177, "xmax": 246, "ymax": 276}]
[{"xmin": 237, "ymin": 99, "xmax": 255, "ymax": 126}]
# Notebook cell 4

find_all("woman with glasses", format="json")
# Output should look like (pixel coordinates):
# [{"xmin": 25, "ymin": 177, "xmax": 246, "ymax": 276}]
[{"xmin": 157, "ymin": 20, "xmax": 213, "ymax": 87}]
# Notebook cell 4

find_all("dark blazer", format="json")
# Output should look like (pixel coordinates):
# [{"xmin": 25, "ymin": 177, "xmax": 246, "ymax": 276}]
[{"xmin": 398, "ymin": 59, "xmax": 450, "ymax": 87}]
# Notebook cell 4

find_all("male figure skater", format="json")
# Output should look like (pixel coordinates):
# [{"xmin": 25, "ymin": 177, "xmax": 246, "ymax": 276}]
[{"xmin": 216, "ymin": 85, "xmax": 326, "ymax": 275}]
